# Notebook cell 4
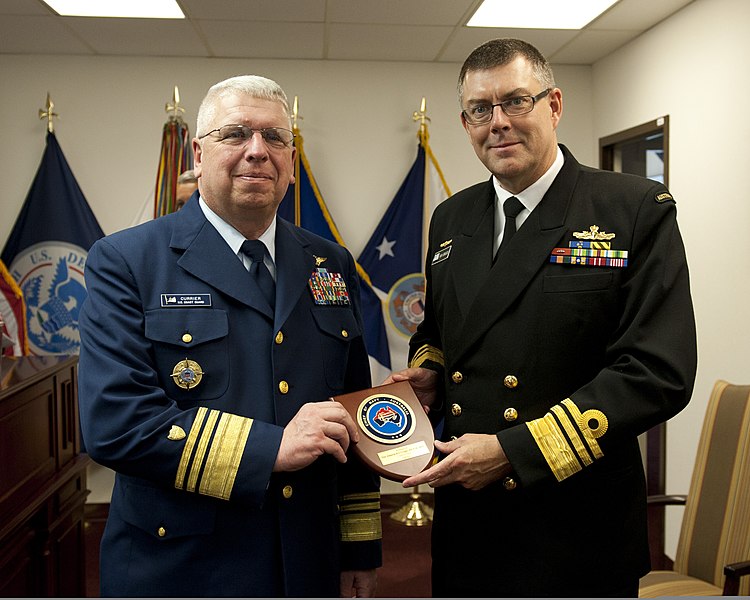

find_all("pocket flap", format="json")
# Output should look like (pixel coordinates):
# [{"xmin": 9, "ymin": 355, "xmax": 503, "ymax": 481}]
[
  {"xmin": 145, "ymin": 309, "xmax": 228, "ymax": 346},
  {"xmin": 311, "ymin": 307, "xmax": 362, "ymax": 341}
]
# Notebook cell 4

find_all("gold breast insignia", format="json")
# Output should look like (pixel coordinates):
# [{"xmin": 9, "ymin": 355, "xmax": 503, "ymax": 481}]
[
  {"xmin": 573, "ymin": 225, "xmax": 615, "ymax": 241},
  {"xmin": 171, "ymin": 358, "xmax": 204, "ymax": 390},
  {"xmin": 314, "ymin": 255, "xmax": 327, "ymax": 266}
]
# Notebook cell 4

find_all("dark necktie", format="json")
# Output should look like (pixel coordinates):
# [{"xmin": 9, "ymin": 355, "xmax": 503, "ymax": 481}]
[
  {"xmin": 496, "ymin": 196, "xmax": 525, "ymax": 258},
  {"xmin": 240, "ymin": 240, "xmax": 275, "ymax": 310}
]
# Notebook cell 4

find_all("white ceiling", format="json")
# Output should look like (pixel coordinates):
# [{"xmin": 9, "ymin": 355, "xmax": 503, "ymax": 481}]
[{"xmin": 1, "ymin": 0, "xmax": 695, "ymax": 64}]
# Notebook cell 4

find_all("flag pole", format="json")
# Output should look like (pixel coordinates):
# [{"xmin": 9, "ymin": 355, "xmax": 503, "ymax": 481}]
[
  {"xmin": 292, "ymin": 96, "xmax": 303, "ymax": 226},
  {"xmin": 390, "ymin": 97, "xmax": 437, "ymax": 528}
]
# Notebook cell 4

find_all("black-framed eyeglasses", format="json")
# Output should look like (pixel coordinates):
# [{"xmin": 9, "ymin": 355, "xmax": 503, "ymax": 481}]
[
  {"xmin": 462, "ymin": 88, "xmax": 552, "ymax": 125},
  {"xmin": 198, "ymin": 124, "xmax": 295, "ymax": 148}
]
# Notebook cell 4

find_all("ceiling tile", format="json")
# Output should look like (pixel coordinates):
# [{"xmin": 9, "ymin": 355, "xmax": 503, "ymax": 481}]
[
  {"xmin": 179, "ymin": 0, "xmax": 326, "ymax": 22},
  {"xmin": 548, "ymin": 29, "xmax": 642, "ymax": 64},
  {"xmin": 0, "ymin": 15, "xmax": 93, "ymax": 54},
  {"xmin": 328, "ymin": 23, "xmax": 453, "ymax": 61},
  {"xmin": 0, "ymin": 0, "xmax": 52, "ymax": 15},
  {"xmin": 198, "ymin": 20, "xmax": 325, "ymax": 59},
  {"xmin": 327, "ymin": 0, "xmax": 476, "ymax": 25},
  {"xmin": 439, "ymin": 27, "xmax": 578, "ymax": 62},
  {"xmin": 63, "ymin": 17, "xmax": 205, "ymax": 56},
  {"xmin": 588, "ymin": 0, "xmax": 695, "ymax": 30}
]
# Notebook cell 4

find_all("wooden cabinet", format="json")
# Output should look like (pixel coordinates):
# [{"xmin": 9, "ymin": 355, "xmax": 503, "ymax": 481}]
[{"xmin": 0, "ymin": 355, "xmax": 90, "ymax": 597}]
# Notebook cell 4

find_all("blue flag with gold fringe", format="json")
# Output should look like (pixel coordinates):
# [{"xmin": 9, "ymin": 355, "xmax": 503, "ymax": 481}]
[
  {"xmin": 279, "ymin": 127, "xmax": 391, "ymax": 378},
  {"xmin": 357, "ymin": 126, "xmax": 451, "ymax": 372},
  {"xmin": 1, "ymin": 132, "xmax": 104, "ymax": 355}
]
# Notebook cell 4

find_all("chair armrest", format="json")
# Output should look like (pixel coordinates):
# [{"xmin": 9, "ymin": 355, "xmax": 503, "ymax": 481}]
[
  {"xmin": 646, "ymin": 494, "xmax": 687, "ymax": 506},
  {"xmin": 723, "ymin": 560, "xmax": 750, "ymax": 595}
]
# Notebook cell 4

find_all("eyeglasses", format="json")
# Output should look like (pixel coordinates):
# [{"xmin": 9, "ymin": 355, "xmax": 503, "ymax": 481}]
[
  {"xmin": 198, "ymin": 124, "xmax": 295, "ymax": 148},
  {"xmin": 462, "ymin": 88, "xmax": 552, "ymax": 125}
]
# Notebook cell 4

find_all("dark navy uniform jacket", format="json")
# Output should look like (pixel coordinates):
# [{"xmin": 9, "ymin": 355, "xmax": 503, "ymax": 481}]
[
  {"xmin": 410, "ymin": 146, "xmax": 697, "ymax": 597},
  {"xmin": 78, "ymin": 195, "xmax": 381, "ymax": 597}
]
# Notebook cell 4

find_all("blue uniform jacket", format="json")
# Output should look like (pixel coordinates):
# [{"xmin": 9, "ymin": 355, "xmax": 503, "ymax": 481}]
[{"xmin": 78, "ymin": 196, "xmax": 381, "ymax": 597}]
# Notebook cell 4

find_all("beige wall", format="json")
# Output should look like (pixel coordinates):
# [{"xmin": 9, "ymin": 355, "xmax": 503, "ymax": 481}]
[
  {"xmin": 592, "ymin": 0, "xmax": 750, "ymax": 556},
  {"xmin": 0, "ymin": 53, "xmax": 592, "ymax": 253}
]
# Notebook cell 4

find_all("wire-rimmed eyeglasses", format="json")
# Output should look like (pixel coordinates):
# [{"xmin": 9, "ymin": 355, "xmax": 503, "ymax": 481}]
[
  {"xmin": 462, "ymin": 88, "xmax": 552, "ymax": 125},
  {"xmin": 198, "ymin": 124, "xmax": 295, "ymax": 148}
]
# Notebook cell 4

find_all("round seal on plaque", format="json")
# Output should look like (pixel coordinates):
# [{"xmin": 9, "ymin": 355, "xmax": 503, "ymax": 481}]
[{"xmin": 357, "ymin": 393, "xmax": 417, "ymax": 445}]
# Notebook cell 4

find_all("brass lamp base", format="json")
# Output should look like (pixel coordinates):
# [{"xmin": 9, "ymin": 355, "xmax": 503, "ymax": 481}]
[{"xmin": 389, "ymin": 487, "xmax": 433, "ymax": 526}]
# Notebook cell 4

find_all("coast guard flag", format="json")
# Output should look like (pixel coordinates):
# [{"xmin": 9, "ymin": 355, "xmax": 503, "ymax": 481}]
[
  {"xmin": 357, "ymin": 129, "xmax": 451, "ymax": 372},
  {"xmin": 279, "ymin": 129, "xmax": 391, "ymax": 382},
  {"xmin": 1, "ymin": 259, "xmax": 27, "ymax": 356},
  {"xmin": 1, "ymin": 132, "xmax": 104, "ymax": 355}
]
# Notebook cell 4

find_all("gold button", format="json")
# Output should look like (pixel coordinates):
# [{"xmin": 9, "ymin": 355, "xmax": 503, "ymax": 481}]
[
  {"xmin": 503, "ymin": 477, "xmax": 517, "ymax": 491},
  {"xmin": 181, "ymin": 333, "xmax": 192, "ymax": 344},
  {"xmin": 504, "ymin": 375, "xmax": 518, "ymax": 389},
  {"xmin": 504, "ymin": 407, "xmax": 518, "ymax": 422},
  {"xmin": 341, "ymin": 329, "xmax": 348, "ymax": 338},
  {"xmin": 451, "ymin": 403, "xmax": 462, "ymax": 417},
  {"xmin": 282, "ymin": 485, "xmax": 293, "ymax": 499},
  {"xmin": 157, "ymin": 526, "xmax": 167, "ymax": 537},
  {"xmin": 279, "ymin": 380, "xmax": 289, "ymax": 394},
  {"xmin": 451, "ymin": 371, "xmax": 463, "ymax": 384},
  {"xmin": 275, "ymin": 331, "xmax": 284, "ymax": 344}
]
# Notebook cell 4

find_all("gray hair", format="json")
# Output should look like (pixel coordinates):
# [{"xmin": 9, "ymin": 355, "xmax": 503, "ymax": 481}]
[
  {"xmin": 177, "ymin": 169, "xmax": 197, "ymax": 184},
  {"xmin": 196, "ymin": 75, "xmax": 291, "ymax": 136},
  {"xmin": 457, "ymin": 38, "xmax": 556, "ymax": 105}
]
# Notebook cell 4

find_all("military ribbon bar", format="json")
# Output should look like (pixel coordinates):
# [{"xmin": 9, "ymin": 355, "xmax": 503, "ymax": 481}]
[
  {"xmin": 551, "ymin": 248, "xmax": 628, "ymax": 259},
  {"xmin": 550, "ymin": 256, "xmax": 628, "ymax": 267},
  {"xmin": 308, "ymin": 268, "xmax": 351, "ymax": 305},
  {"xmin": 569, "ymin": 240, "xmax": 612, "ymax": 249}
]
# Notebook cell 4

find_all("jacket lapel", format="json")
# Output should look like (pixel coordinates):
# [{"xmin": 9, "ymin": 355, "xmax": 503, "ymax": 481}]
[
  {"xmin": 449, "ymin": 180, "xmax": 496, "ymax": 320},
  {"xmin": 273, "ymin": 219, "xmax": 316, "ymax": 329},
  {"xmin": 170, "ymin": 201, "xmax": 273, "ymax": 318},
  {"xmin": 450, "ymin": 146, "xmax": 581, "ymax": 362}
]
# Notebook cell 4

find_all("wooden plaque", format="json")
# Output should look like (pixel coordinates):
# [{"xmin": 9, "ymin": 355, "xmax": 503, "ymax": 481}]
[{"xmin": 331, "ymin": 380, "xmax": 435, "ymax": 482}]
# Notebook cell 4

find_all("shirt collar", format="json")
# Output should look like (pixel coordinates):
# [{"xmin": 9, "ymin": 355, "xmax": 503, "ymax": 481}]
[
  {"xmin": 492, "ymin": 145, "xmax": 565, "ymax": 215},
  {"xmin": 198, "ymin": 196, "xmax": 277, "ymax": 264}
]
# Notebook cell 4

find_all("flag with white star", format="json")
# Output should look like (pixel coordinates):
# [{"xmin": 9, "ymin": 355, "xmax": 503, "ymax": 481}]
[{"xmin": 357, "ymin": 130, "xmax": 451, "ymax": 373}]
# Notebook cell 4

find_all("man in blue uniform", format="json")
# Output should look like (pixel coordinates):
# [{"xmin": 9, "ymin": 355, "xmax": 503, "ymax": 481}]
[
  {"xmin": 79, "ymin": 75, "xmax": 381, "ymax": 597},
  {"xmin": 388, "ymin": 38, "xmax": 697, "ymax": 596}
]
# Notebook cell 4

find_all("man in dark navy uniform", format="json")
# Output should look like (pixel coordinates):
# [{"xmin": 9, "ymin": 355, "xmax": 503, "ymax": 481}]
[
  {"xmin": 79, "ymin": 75, "xmax": 381, "ymax": 597},
  {"xmin": 388, "ymin": 38, "xmax": 696, "ymax": 597}
]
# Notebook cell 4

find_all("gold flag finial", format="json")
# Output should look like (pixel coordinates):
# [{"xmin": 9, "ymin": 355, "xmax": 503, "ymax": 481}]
[
  {"xmin": 38, "ymin": 92, "xmax": 59, "ymax": 133},
  {"xmin": 165, "ymin": 85, "xmax": 185, "ymax": 121},
  {"xmin": 292, "ymin": 95, "xmax": 303, "ymax": 133},
  {"xmin": 412, "ymin": 96, "xmax": 431, "ymax": 139}
]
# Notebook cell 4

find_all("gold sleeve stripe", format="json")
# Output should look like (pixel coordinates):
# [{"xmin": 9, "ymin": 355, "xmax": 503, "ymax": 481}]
[
  {"xmin": 409, "ymin": 344, "xmax": 445, "ymax": 369},
  {"xmin": 551, "ymin": 404, "xmax": 593, "ymax": 467},
  {"xmin": 187, "ymin": 409, "xmax": 220, "ymax": 492},
  {"xmin": 175, "ymin": 406, "xmax": 208, "ymax": 490},
  {"xmin": 340, "ymin": 501, "xmax": 381, "ymax": 512},
  {"xmin": 340, "ymin": 492, "xmax": 380, "ymax": 502},
  {"xmin": 340, "ymin": 512, "xmax": 383, "ymax": 542},
  {"xmin": 561, "ymin": 399, "xmax": 606, "ymax": 459},
  {"xmin": 199, "ymin": 413, "xmax": 253, "ymax": 500},
  {"xmin": 526, "ymin": 412, "xmax": 582, "ymax": 482}
]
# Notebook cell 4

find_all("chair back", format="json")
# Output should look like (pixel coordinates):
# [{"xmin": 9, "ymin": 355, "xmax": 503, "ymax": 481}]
[{"xmin": 672, "ymin": 380, "xmax": 750, "ymax": 594}]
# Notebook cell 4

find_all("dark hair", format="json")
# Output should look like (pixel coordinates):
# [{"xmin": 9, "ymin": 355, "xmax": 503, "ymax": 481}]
[{"xmin": 457, "ymin": 38, "xmax": 556, "ymax": 104}]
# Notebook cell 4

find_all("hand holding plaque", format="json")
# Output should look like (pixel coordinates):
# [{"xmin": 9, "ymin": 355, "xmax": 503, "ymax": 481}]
[{"xmin": 330, "ymin": 380, "xmax": 435, "ymax": 482}]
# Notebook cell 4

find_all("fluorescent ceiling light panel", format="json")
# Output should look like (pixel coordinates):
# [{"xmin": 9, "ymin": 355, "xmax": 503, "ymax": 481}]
[
  {"xmin": 467, "ymin": 0, "xmax": 619, "ymax": 29},
  {"xmin": 42, "ymin": 0, "xmax": 185, "ymax": 18}
]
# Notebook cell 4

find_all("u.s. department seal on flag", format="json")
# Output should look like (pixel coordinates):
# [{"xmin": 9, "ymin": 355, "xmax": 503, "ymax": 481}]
[{"xmin": 10, "ymin": 241, "xmax": 89, "ymax": 355}]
